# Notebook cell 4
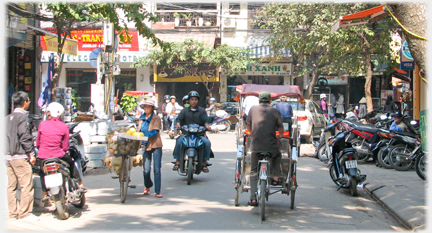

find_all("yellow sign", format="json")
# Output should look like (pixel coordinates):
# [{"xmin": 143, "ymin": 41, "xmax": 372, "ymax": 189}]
[
  {"xmin": 44, "ymin": 36, "xmax": 78, "ymax": 56},
  {"xmin": 24, "ymin": 77, "xmax": 32, "ymax": 84},
  {"xmin": 155, "ymin": 74, "xmax": 219, "ymax": 82},
  {"xmin": 154, "ymin": 63, "xmax": 219, "ymax": 82}
]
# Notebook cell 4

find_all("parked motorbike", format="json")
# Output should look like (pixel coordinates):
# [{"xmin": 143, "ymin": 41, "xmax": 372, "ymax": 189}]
[
  {"xmin": 209, "ymin": 113, "xmax": 231, "ymax": 134},
  {"xmin": 388, "ymin": 133, "xmax": 422, "ymax": 171},
  {"xmin": 176, "ymin": 124, "xmax": 207, "ymax": 185},
  {"xmin": 325, "ymin": 121, "xmax": 367, "ymax": 196},
  {"xmin": 415, "ymin": 151, "xmax": 427, "ymax": 180},
  {"xmin": 40, "ymin": 124, "xmax": 87, "ymax": 220}
]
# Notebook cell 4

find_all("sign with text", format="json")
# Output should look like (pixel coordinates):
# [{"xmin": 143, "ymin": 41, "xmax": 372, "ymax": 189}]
[
  {"xmin": 221, "ymin": 63, "xmax": 291, "ymax": 76},
  {"xmin": 400, "ymin": 39, "xmax": 414, "ymax": 70},
  {"xmin": 155, "ymin": 62, "xmax": 219, "ymax": 82},
  {"xmin": 318, "ymin": 75, "xmax": 348, "ymax": 85},
  {"xmin": 40, "ymin": 51, "xmax": 148, "ymax": 63}
]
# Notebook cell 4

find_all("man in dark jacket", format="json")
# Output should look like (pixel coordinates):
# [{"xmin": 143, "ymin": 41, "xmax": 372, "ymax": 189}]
[{"xmin": 5, "ymin": 91, "xmax": 39, "ymax": 222}]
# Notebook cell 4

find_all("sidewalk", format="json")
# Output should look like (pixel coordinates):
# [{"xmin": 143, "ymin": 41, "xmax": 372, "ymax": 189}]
[{"xmin": 300, "ymin": 144, "xmax": 427, "ymax": 231}]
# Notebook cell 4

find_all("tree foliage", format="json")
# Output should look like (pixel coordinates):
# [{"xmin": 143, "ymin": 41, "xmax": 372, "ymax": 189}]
[
  {"xmin": 131, "ymin": 39, "xmax": 255, "ymax": 95},
  {"xmin": 257, "ymin": 3, "xmax": 395, "ymax": 111}
]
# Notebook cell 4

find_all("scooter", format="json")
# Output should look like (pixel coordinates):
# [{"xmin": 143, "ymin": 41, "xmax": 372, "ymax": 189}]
[
  {"xmin": 209, "ymin": 113, "xmax": 231, "ymax": 134},
  {"xmin": 177, "ymin": 124, "xmax": 207, "ymax": 185},
  {"xmin": 325, "ymin": 121, "xmax": 367, "ymax": 196}
]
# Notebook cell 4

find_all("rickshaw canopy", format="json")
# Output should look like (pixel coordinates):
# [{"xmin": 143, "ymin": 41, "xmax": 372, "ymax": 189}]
[{"xmin": 236, "ymin": 84, "xmax": 304, "ymax": 103}]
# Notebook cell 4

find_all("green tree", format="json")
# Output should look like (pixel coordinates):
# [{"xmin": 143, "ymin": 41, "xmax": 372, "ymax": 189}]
[
  {"xmin": 257, "ymin": 3, "xmax": 394, "ymax": 111},
  {"xmin": 131, "ymin": 39, "xmax": 254, "ymax": 96},
  {"xmin": 7, "ymin": 3, "xmax": 167, "ymax": 102}
]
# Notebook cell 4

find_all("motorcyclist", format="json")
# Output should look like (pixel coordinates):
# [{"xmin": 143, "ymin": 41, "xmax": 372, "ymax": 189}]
[
  {"xmin": 246, "ymin": 91, "xmax": 284, "ymax": 206},
  {"xmin": 182, "ymin": 95, "xmax": 190, "ymax": 108},
  {"xmin": 172, "ymin": 91, "xmax": 212, "ymax": 173},
  {"xmin": 165, "ymin": 96, "xmax": 183, "ymax": 134},
  {"xmin": 36, "ymin": 102, "xmax": 85, "ymax": 203},
  {"xmin": 161, "ymin": 95, "xmax": 170, "ymax": 132},
  {"xmin": 206, "ymin": 97, "xmax": 217, "ymax": 123}
]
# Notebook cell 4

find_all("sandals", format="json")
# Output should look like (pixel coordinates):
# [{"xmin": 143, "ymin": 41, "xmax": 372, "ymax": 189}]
[
  {"xmin": 156, "ymin": 193, "xmax": 163, "ymax": 198},
  {"xmin": 202, "ymin": 166, "xmax": 209, "ymax": 173},
  {"xmin": 172, "ymin": 163, "xmax": 180, "ymax": 171},
  {"xmin": 248, "ymin": 200, "xmax": 258, "ymax": 206},
  {"xmin": 143, "ymin": 188, "xmax": 150, "ymax": 195}
]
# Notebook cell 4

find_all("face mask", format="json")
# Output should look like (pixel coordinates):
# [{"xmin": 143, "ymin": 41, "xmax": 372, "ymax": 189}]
[{"xmin": 184, "ymin": 103, "xmax": 190, "ymax": 108}]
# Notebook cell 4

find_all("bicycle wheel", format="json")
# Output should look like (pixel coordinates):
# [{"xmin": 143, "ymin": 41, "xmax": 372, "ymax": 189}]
[
  {"xmin": 120, "ymin": 156, "xmax": 130, "ymax": 203},
  {"xmin": 234, "ymin": 160, "xmax": 241, "ymax": 206},
  {"xmin": 290, "ymin": 163, "xmax": 297, "ymax": 209},
  {"xmin": 259, "ymin": 180, "xmax": 266, "ymax": 221}
]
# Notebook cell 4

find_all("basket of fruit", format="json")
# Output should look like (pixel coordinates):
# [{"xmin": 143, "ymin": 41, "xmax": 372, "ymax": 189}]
[{"xmin": 106, "ymin": 127, "xmax": 148, "ymax": 157}]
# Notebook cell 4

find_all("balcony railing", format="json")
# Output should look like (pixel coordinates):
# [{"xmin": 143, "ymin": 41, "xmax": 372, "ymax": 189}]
[{"xmin": 155, "ymin": 12, "xmax": 218, "ymax": 27}]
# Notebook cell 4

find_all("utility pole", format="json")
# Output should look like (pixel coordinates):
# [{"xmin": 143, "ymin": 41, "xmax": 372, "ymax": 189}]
[{"xmin": 102, "ymin": 21, "xmax": 116, "ymax": 119}]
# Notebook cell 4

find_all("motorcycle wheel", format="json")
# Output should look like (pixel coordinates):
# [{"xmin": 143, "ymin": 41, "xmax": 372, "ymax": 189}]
[
  {"xmin": 350, "ymin": 138, "xmax": 369, "ymax": 161},
  {"xmin": 54, "ymin": 186, "xmax": 70, "ymax": 220},
  {"xmin": 328, "ymin": 163, "xmax": 348, "ymax": 188},
  {"xmin": 349, "ymin": 177, "xmax": 358, "ymax": 196},
  {"xmin": 377, "ymin": 146, "xmax": 394, "ymax": 169},
  {"xmin": 187, "ymin": 157, "xmax": 194, "ymax": 185},
  {"xmin": 218, "ymin": 121, "xmax": 231, "ymax": 134},
  {"xmin": 389, "ymin": 145, "xmax": 415, "ymax": 171},
  {"xmin": 72, "ymin": 193, "xmax": 86, "ymax": 208},
  {"xmin": 259, "ymin": 180, "xmax": 266, "ymax": 221},
  {"xmin": 234, "ymin": 187, "xmax": 239, "ymax": 206},
  {"xmin": 317, "ymin": 144, "xmax": 330, "ymax": 162},
  {"xmin": 415, "ymin": 152, "xmax": 426, "ymax": 180}
]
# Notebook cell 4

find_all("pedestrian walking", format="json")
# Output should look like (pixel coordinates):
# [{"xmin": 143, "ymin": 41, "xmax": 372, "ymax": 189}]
[
  {"xmin": 335, "ymin": 92, "xmax": 345, "ymax": 119},
  {"xmin": 137, "ymin": 98, "xmax": 164, "ymax": 198},
  {"xmin": 5, "ymin": 91, "xmax": 39, "ymax": 222}
]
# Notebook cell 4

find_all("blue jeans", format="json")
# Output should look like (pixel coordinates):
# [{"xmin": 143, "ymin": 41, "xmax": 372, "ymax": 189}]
[
  {"xmin": 143, "ymin": 148, "xmax": 162, "ymax": 194},
  {"xmin": 169, "ymin": 115, "xmax": 177, "ymax": 131},
  {"xmin": 173, "ymin": 135, "xmax": 211, "ymax": 161}
]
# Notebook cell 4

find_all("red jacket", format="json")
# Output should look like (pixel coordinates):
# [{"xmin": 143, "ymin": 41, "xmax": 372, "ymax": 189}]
[{"xmin": 36, "ymin": 117, "xmax": 69, "ymax": 159}]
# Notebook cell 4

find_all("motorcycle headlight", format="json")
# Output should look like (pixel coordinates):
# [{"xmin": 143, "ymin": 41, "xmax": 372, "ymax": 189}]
[{"xmin": 188, "ymin": 126, "xmax": 198, "ymax": 133}]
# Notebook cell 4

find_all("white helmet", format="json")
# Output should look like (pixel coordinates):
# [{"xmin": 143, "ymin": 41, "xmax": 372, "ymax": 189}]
[
  {"xmin": 47, "ymin": 102, "xmax": 65, "ymax": 118},
  {"xmin": 346, "ymin": 112, "xmax": 356, "ymax": 119},
  {"xmin": 320, "ymin": 94, "xmax": 326, "ymax": 99}
]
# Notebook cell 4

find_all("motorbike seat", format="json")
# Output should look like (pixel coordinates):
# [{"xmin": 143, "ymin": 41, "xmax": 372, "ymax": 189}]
[
  {"xmin": 342, "ymin": 148, "xmax": 356, "ymax": 154},
  {"xmin": 42, "ymin": 157, "xmax": 70, "ymax": 168},
  {"xmin": 354, "ymin": 124, "xmax": 378, "ymax": 134}
]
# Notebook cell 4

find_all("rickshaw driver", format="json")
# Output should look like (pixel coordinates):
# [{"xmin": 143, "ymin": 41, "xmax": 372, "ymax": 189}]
[
  {"xmin": 246, "ymin": 91, "xmax": 284, "ymax": 206},
  {"xmin": 172, "ymin": 91, "xmax": 213, "ymax": 173}
]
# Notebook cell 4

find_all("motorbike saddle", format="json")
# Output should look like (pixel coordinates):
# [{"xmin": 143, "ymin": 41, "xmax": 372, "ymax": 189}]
[
  {"xmin": 42, "ymin": 157, "xmax": 70, "ymax": 168},
  {"xmin": 354, "ymin": 124, "xmax": 379, "ymax": 134},
  {"xmin": 393, "ymin": 131, "xmax": 420, "ymax": 138}
]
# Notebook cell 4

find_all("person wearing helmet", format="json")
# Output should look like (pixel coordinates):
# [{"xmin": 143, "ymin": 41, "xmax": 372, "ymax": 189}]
[
  {"xmin": 205, "ymin": 97, "xmax": 217, "ymax": 122},
  {"xmin": 319, "ymin": 94, "xmax": 328, "ymax": 118},
  {"xmin": 161, "ymin": 95, "xmax": 171, "ymax": 132},
  {"xmin": 36, "ymin": 102, "xmax": 86, "ymax": 203},
  {"xmin": 182, "ymin": 95, "xmax": 190, "ymax": 108},
  {"xmin": 172, "ymin": 90, "xmax": 212, "ymax": 173},
  {"xmin": 165, "ymin": 96, "xmax": 183, "ymax": 133},
  {"xmin": 275, "ymin": 95, "xmax": 294, "ymax": 136}
]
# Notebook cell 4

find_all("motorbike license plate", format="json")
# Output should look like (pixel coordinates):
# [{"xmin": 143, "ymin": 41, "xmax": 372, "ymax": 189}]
[
  {"xmin": 44, "ymin": 173, "xmax": 63, "ymax": 188},
  {"xmin": 345, "ymin": 160, "xmax": 358, "ymax": 169}
]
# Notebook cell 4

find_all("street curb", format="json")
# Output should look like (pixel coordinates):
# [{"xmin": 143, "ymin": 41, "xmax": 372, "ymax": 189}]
[{"xmin": 364, "ymin": 183, "xmax": 425, "ymax": 231}]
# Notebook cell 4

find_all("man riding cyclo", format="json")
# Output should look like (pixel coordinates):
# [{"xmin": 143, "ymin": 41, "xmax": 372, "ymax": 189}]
[
  {"xmin": 246, "ymin": 91, "xmax": 284, "ymax": 206},
  {"xmin": 172, "ymin": 91, "xmax": 212, "ymax": 173}
]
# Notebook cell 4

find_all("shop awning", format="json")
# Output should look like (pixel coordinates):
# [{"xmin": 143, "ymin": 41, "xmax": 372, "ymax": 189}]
[
  {"xmin": 331, "ymin": 5, "xmax": 388, "ymax": 33},
  {"xmin": 154, "ymin": 33, "xmax": 216, "ymax": 48},
  {"xmin": 28, "ymin": 26, "xmax": 78, "ymax": 56}
]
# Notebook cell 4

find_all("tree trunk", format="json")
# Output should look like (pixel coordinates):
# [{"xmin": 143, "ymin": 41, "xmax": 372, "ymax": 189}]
[
  {"xmin": 305, "ymin": 68, "xmax": 319, "ymax": 99},
  {"xmin": 360, "ymin": 32, "xmax": 374, "ymax": 113},
  {"xmin": 387, "ymin": 3, "xmax": 427, "ymax": 75}
]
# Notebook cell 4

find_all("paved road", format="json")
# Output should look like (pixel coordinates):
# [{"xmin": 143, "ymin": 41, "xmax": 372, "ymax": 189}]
[{"xmin": 6, "ymin": 132, "xmax": 407, "ymax": 231}]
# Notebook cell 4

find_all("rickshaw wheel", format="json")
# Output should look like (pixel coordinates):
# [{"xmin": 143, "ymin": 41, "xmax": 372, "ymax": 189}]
[{"xmin": 234, "ymin": 187, "xmax": 239, "ymax": 206}]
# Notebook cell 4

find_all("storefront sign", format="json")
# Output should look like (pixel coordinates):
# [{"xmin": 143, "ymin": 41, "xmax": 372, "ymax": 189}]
[
  {"xmin": 155, "ymin": 62, "xmax": 218, "ymax": 82},
  {"xmin": 318, "ymin": 75, "xmax": 348, "ymax": 85},
  {"xmin": 40, "ymin": 51, "xmax": 148, "ymax": 63},
  {"xmin": 41, "ymin": 29, "xmax": 140, "ymax": 52},
  {"xmin": 400, "ymin": 39, "xmax": 414, "ymax": 70},
  {"xmin": 381, "ymin": 90, "xmax": 393, "ymax": 99},
  {"xmin": 221, "ymin": 63, "xmax": 291, "ymax": 76},
  {"xmin": 419, "ymin": 109, "xmax": 427, "ymax": 151}
]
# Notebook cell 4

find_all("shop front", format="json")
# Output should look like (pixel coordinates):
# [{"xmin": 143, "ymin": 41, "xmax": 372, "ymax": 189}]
[
  {"xmin": 39, "ymin": 29, "xmax": 152, "ymax": 112},
  {"xmin": 220, "ymin": 63, "xmax": 292, "ymax": 102},
  {"xmin": 153, "ymin": 62, "xmax": 219, "ymax": 107}
]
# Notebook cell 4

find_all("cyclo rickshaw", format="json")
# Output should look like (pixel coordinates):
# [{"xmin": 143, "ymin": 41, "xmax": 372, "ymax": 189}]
[{"xmin": 233, "ymin": 84, "xmax": 304, "ymax": 221}]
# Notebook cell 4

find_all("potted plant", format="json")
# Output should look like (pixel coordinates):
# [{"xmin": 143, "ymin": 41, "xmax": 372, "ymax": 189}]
[
  {"xmin": 173, "ymin": 12, "xmax": 180, "ymax": 26},
  {"xmin": 182, "ymin": 13, "xmax": 193, "ymax": 26}
]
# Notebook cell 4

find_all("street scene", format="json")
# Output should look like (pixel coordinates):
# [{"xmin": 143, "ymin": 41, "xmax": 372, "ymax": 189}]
[
  {"xmin": 6, "ymin": 132, "xmax": 424, "ymax": 231},
  {"xmin": 5, "ymin": 2, "xmax": 427, "ymax": 232}
]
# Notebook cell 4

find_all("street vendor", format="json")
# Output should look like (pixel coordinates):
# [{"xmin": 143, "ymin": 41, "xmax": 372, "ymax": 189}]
[{"xmin": 137, "ymin": 98, "xmax": 163, "ymax": 198}]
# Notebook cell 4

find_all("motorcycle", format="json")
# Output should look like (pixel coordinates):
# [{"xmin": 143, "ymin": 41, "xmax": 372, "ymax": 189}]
[
  {"xmin": 415, "ymin": 151, "xmax": 427, "ymax": 180},
  {"xmin": 40, "ymin": 124, "xmax": 87, "ymax": 220},
  {"xmin": 388, "ymin": 132, "xmax": 422, "ymax": 171},
  {"xmin": 209, "ymin": 113, "xmax": 231, "ymax": 134},
  {"xmin": 176, "ymin": 124, "xmax": 207, "ymax": 185},
  {"xmin": 169, "ymin": 109, "xmax": 182, "ymax": 139},
  {"xmin": 325, "ymin": 121, "xmax": 367, "ymax": 196}
]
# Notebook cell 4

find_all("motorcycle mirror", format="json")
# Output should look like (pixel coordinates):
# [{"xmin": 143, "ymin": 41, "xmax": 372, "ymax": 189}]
[{"xmin": 410, "ymin": 120, "xmax": 418, "ymax": 125}]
